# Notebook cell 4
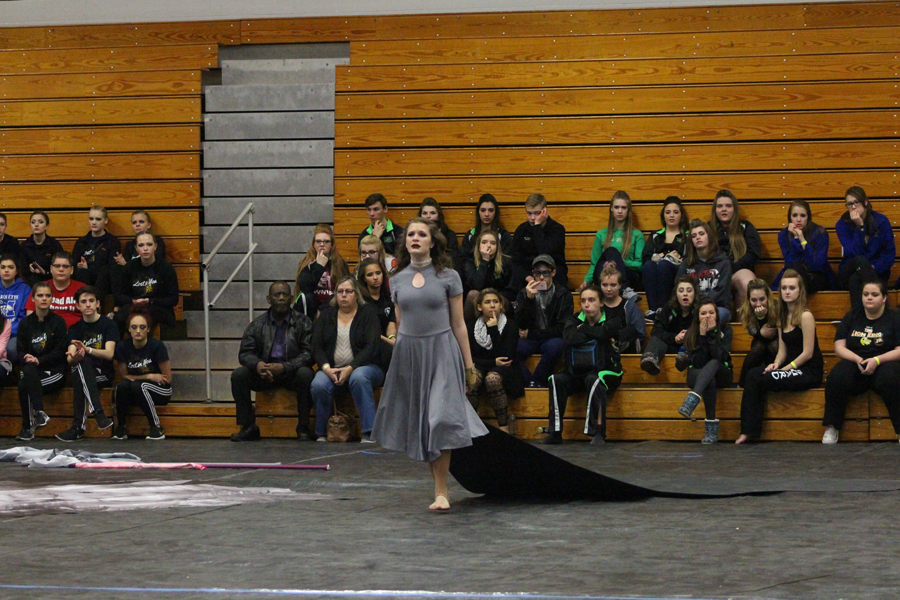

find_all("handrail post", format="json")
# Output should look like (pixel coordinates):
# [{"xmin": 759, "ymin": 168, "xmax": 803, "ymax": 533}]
[{"xmin": 203, "ymin": 201, "xmax": 256, "ymax": 403}]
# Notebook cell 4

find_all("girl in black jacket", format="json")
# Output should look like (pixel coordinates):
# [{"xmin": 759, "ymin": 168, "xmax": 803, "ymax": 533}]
[
  {"xmin": 678, "ymin": 296, "xmax": 734, "ymax": 444},
  {"xmin": 14, "ymin": 282, "xmax": 68, "ymax": 441},
  {"xmin": 462, "ymin": 230, "xmax": 514, "ymax": 316},
  {"xmin": 642, "ymin": 196, "xmax": 689, "ymax": 317},
  {"xmin": 72, "ymin": 205, "xmax": 122, "ymax": 294},
  {"xmin": 295, "ymin": 224, "xmax": 349, "ymax": 319},
  {"xmin": 466, "ymin": 288, "xmax": 524, "ymax": 432},
  {"xmin": 737, "ymin": 278, "xmax": 780, "ymax": 387},
  {"xmin": 641, "ymin": 275, "xmax": 698, "ymax": 376},
  {"xmin": 113, "ymin": 233, "xmax": 179, "ymax": 333},
  {"xmin": 712, "ymin": 190, "xmax": 762, "ymax": 307},
  {"xmin": 21, "ymin": 210, "xmax": 64, "ymax": 287}
]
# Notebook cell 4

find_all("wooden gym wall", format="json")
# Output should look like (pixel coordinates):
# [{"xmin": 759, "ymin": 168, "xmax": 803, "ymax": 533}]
[{"xmin": 2, "ymin": 2, "xmax": 900, "ymax": 291}]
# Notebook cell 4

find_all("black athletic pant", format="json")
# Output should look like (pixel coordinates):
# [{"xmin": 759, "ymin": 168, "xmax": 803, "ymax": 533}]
[
  {"xmin": 18, "ymin": 364, "xmax": 66, "ymax": 428},
  {"xmin": 838, "ymin": 256, "xmax": 880, "ymax": 313},
  {"xmin": 548, "ymin": 369, "xmax": 622, "ymax": 437},
  {"xmin": 231, "ymin": 365, "xmax": 315, "ymax": 430},
  {"xmin": 824, "ymin": 360, "xmax": 900, "ymax": 433},
  {"xmin": 740, "ymin": 365, "xmax": 822, "ymax": 438},
  {"xmin": 644, "ymin": 335, "xmax": 677, "ymax": 361},
  {"xmin": 71, "ymin": 362, "xmax": 110, "ymax": 430},
  {"xmin": 114, "ymin": 379, "xmax": 173, "ymax": 429},
  {"xmin": 686, "ymin": 360, "xmax": 732, "ymax": 420},
  {"xmin": 739, "ymin": 339, "xmax": 777, "ymax": 387}
]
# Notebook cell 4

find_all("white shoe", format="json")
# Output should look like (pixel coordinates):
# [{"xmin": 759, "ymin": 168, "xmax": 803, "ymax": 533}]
[{"xmin": 822, "ymin": 425, "xmax": 839, "ymax": 445}]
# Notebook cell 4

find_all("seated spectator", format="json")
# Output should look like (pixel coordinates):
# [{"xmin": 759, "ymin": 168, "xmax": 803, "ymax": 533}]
[
  {"xmin": 113, "ymin": 232, "xmax": 179, "ymax": 333},
  {"xmin": 822, "ymin": 279, "xmax": 900, "ymax": 444},
  {"xmin": 737, "ymin": 279, "xmax": 779, "ymax": 387},
  {"xmin": 595, "ymin": 265, "xmax": 645, "ymax": 354},
  {"xmin": 111, "ymin": 308, "xmax": 172, "ymax": 441},
  {"xmin": 836, "ymin": 186, "xmax": 895, "ymax": 311},
  {"xmin": 515, "ymin": 255, "xmax": 573, "ymax": 388},
  {"xmin": 21, "ymin": 210, "xmax": 63, "ymax": 287},
  {"xmin": 461, "ymin": 230, "xmax": 514, "ymax": 316},
  {"xmin": 311, "ymin": 277, "xmax": 384, "ymax": 443},
  {"xmin": 677, "ymin": 296, "xmax": 734, "ymax": 444},
  {"xmin": 542, "ymin": 284, "xmax": 623, "ymax": 446},
  {"xmin": 294, "ymin": 224, "xmax": 349, "ymax": 319},
  {"xmin": 357, "ymin": 193, "xmax": 402, "ymax": 258},
  {"xmin": 677, "ymin": 219, "xmax": 733, "ymax": 323},
  {"xmin": 0, "ymin": 254, "xmax": 30, "ymax": 363},
  {"xmin": 230, "ymin": 281, "xmax": 315, "ymax": 442},
  {"xmin": 642, "ymin": 196, "xmax": 689, "ymax": 318},
  {"xmin": 466, "ymin": 288, "xmax": 524, "ymax": 433},
  {"xmin": 0, "ymin": 212, "xmax": 21, "ymax": 258},
  {"xmin": 511, "ymin": 194, "xmax": 567, "ymax": 290},
  {"xmin": 773, "ymin": 200, "xmax": 835, "ymax": 294},
  {"xmin": 55, "ymin": 286, "xmax": 117, "ymax": 442},
  {"xmin": 14, "ymin": 282, "xmax": 67, "ymax": 441},
  {"xmin": 356, "ymin": 258, "xmax": 396, "ymax": 368},
  {"xmin": 72, "ymin": 205, "xmax": 122, "ymax": 295},
  {"xmin": 737, "ymin": 270, "xmax": 823, "ymax": 444},
  {"xmin": 115, "ymin": 209, "xmax": 167, "ymax": 265},
  {"xmin": 26, "ymin": 251, "xmax": 85, "ymax": 330},
  {"xmin": 419, "ymin": 197, "xmax": 459, "ymax": 258},
  {"xmin": 582, "ymin": 191, "xmax": 645, "ymax": 303},
  {"xmin": 641, "ymin": 276, "xmax": 698, "ymax": 376},
  {"xmin": 456, "ymin": 193, "xmax": 512, "ymax": 268},
  {"xmin": 712, "ymin": 190, "xmax": 761, "ymax": 307},
  {"xmin": 357, "ymin": 234, "xmax": 396, "ymax": 274}
]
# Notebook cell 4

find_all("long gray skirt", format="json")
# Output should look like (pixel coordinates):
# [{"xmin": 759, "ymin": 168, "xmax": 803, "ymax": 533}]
[{"xmin": 372, "ymin": 329, "xmax": 489, "ymax": 462}]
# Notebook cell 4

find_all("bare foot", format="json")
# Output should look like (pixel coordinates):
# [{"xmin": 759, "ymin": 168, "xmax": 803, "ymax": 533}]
[
  {"xmin": 735, "ymin": 434, "xmax": 749, "ymax": 445},
  {"xmin": 429, "ymin": 493, "xmax": 450, "ymax": 511}
]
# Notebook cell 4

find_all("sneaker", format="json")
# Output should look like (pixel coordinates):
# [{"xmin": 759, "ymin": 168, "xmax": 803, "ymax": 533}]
[
  {"xmin": 55, "ymin": 427, "xmax": 84, "ymax": 442},
  {"xmin": 15, "ymin": 427, "xmax": 34, "ymax": 442},
  {"xmin": 316, "ymin": 436, "xmax": 327, "ymax": 443},
  {"xmin": 361, "ymin": 433, "xmax": 376, "ymax": 444},
  {"xmin": 296, "ymin": 425, "xmax": 316, "ymax": 441},
  {"xmin": 95, "ymin": 414, "xmax": 114, "ymax": 431},
  {"xmin": 230, "ymin": 423, "xmax": 261, "ymax": 442},
  {"xmin": 590, "ymin": 433, "xmax": 606, "ymax": 447},
  {"xmin": 822, "ymin": 425, "xmax": 839, "ymax": 445},
  {"xmin": 541, "ymin": 432, "xmax": 563, "ymax": 445},
  {"xmin": 146, "ymin": 426, "xmax": 165, "ymax": 440},
  {"xmin": 644, "ymin": 308, "xmax": 658, "ymax": 320},
  {"xmin": 111, "ymin": 426, "xmax": 128, "ymax": 440},
  {"xmin": 674, "ymin": 352, "xmax": 690, "ymax": 372},
  {"xmin": 640, "ymin": 353, "xmax": 660, "ymax": 376},
  {"xmin": 33, "ymin": 411, "xmax": 50, "ymax": 428},
  {"xmin": 622, "ymin": 287, "xmax": 640, "ymax": 303}
]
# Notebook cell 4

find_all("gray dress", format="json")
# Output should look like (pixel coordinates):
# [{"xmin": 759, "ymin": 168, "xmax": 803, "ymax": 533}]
[{"xmin": 372, "ymin": 263, "xmax": 489, "ymax": 462}]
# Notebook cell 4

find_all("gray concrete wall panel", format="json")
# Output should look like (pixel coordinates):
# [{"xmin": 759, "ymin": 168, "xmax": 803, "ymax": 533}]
[
  {"xmin": 202, "ymin": 225, "xmax": 314, "ymax": 253},
  {"xmin": 222, "ymin": 58, "xmax": 347, "ymax": 85},
  {"xmin": 205, "ymin": 84, "xmax": 335, "ymax": 112},
  {"xmin": 203, "ymin": 140, "xmax": 333, "ymax": 169},
  {"xmin": 203, "ymin": 168, "xmax": 333, "ymax": 197},
  {"xmin": 203, "ymin": 196, "xmax": 333, "ymax": 224},
  {"xmin": 204, "ymin": 112, "xmax": 334, "ymax": 141}
]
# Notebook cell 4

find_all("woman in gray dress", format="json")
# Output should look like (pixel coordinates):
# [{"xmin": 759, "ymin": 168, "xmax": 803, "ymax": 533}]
[{"xmin": 372, "ymin": 217, "xmax": 488, "ymax": 511}]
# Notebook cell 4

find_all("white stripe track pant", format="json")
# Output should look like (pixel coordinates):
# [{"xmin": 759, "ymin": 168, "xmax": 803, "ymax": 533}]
[
  {"xmin": 71, "ymin": 363, "xmax": 110, "ymax": 430},
  {"xmin": 18, "ymin": 364, "xmax": 66, "ymax": 429},
  {"xmin": 114, "ymin": 380, "xmax": 172, "ymax": 429},
  {"xmin": 548, "ymin": 370, "xmax": 622, "ymax": 438}
]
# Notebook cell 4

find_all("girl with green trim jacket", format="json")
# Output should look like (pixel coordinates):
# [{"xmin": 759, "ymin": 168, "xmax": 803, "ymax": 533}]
[
  {"xmin": 641, "ymin": 196, "xmax": 689, "ymax": 318},
  {"xmin": 640, "ymin": 276, "xmax": 698, "ymax": 376},
  {"xmin": 581, "ymin": 191, "xmax": 645, "ymax": 303},
  {"xmin": 677, "ymin": 296, "xmax": 734, "ymax": 444},
  {"xmin": 542, "ymin": 282, "xmax": 624, "ymax": 447}
]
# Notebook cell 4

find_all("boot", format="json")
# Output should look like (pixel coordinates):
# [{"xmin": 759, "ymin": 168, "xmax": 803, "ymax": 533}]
[
  {"xmin": 701, "ymin": 419, "xmax": 719, "ymax": 444},
  {"xmin": 674, "ymin": 352, "xmax": 690, "ymax": 372},
  {"xmin": 678, "ymin": 391, "xmax": 702, "ymax": 419},
  {"xmin": 640, "ymin": 352, "xmax": 660, "ymax": 375}
]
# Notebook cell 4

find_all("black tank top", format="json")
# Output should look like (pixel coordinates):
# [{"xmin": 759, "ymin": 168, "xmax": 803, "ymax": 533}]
[{"xmin": 781, "ymin": 320, "xmax": 823, "ymax": 374}]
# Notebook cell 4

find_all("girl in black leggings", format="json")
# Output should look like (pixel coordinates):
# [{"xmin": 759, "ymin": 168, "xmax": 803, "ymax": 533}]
[
  {"xmin": 736, "ymin": 269, "xmax": 823, "ymax": 444},
  {"xmin": 822, "ymin": 279, "xmax": 900, "ymax": 444}
]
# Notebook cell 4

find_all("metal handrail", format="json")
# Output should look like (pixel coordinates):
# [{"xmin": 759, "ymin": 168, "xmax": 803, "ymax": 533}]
[{"xmin": 203, "ymin": 202, "xmax": 256, "ymax": 402}]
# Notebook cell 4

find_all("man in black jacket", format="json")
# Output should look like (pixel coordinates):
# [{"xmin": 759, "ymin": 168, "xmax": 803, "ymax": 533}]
[
  {"xmin": 510, "ymin": 193, "xmax": 568, "ymax": 289},
  {"xmin": 230, "ymin": 281, "xmax": 315, "ymax": 441}
]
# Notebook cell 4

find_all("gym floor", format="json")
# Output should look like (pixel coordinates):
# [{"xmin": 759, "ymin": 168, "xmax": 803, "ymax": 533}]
[{"xmin": 1, "ymin": 436, "xmax": 898, "ymax": 600}]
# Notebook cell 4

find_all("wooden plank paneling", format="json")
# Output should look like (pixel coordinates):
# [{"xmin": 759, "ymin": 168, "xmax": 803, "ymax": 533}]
[
  {"xmin": 337, "ymin": 54, "xmax": 900, "ymax": 98},
  {"xmin": 0, "ymin": 181, "xmax": 199, "ymax": 208},
  {"xmin": 242, "ymin": 5, "xmax": 808, "ymax": 45},
  {"xmin": 0, "ymin": 28, "xmax": 45, "ymax": 51},
  {"xmin": 334, "ymin": 171, "xmax": 900, "ymax": 205},
  {"xmin": 0, "ymin": 125, "xmax": 200, "ymax": 155},
  {"xmin": 351, "ymin": 26, "xmax": 900, "ymax": 66},
  {"xmin": 0, "ymin": 152, "xmax": 199, "ymax": 182},
  {"xmin": 57, "ymin": 237, "xmax": 199, "ymax": 264},
  {"xmin": 338, "ymin": 110, "xmax": 900, "ymax": 149},
  {"xmin": 0, "ymin": 71, "xmax": 201, "ymax": 100},
  {"xmin": 804, "ymin": 2, "xmax": 900, "ymax": 29},
  {"xmin": 336, "ymin": 141, "xmax": 900, "ymax": 178},
  {"xmin": 0, "ymin": 44, "xmax": 218, "ymax": 76},
  {"xmin": 44, "ymin": 21, "xmax": 239, "ymax": 48},
  {"xmin": 0, "ymin": 97, "xmax": 200, "ymax": 127},
  {"xmin": 3, "ymin": 209, "xmax": 199, "ymax": 238}
]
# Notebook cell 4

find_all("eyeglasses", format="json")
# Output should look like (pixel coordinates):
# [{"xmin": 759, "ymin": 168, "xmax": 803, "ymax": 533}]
[
  {"xmin": 533, "ymin": 269, "xmax": 553, "ymax": 277},
  {"xmin": 129, "ymin": 324, "xmax": 148, "ymax": 330},
  {"xmin": 51, "ymin": 263, "xmax": 72, "ymax": 269},
  {"xmin": 360, "ymin": 250, "xmax": 378, "ymax": 257},
  {"xmin": 314, "ymin": 239, "xmax": 332, "ymax": 245},
  {"xmin": 846, "ymin": 200, "xmax": 862, "ymax": 209},
  {"xmin": 336, "ymin": 289, "xmax": 355, "ymax": 296}
]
